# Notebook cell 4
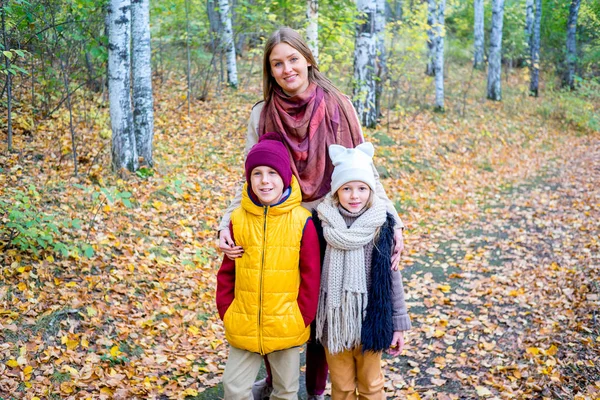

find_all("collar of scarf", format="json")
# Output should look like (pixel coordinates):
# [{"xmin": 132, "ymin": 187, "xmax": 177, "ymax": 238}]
[
  {"xmin": 315, "ymin": 194, "xmax": 388, "ymax": 354},
  {"xmin": 259, "ymin": 83, "xmax": 363, "ymax": 202}
]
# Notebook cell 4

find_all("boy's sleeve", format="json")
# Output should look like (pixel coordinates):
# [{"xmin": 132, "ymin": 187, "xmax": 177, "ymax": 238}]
[
  {"xmin": 216, "ymin": 223, "xmax": 236, "ymax": 320},
  {"xmin": 297, "ymin": 218, "xmax": 321, "ymax": 327}
]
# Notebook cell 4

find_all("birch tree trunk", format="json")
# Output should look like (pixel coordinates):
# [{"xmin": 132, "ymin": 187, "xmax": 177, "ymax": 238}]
[
  {"xmin": 425, "ymin": 0, "xmax": 436, "ymax": 76},
  {"xmin": 2, "ymin": 2, "xmax": 12, "ymax": 151},
  {"xmin": 353, "ymin": 0, "xmax": 378, "ymax": 128},
  {"xmin": 486, "ymin": 0, "xmax": 504, "ymax": 101},
  {"xmin": 434, "ymin": 0, "xmax": 445, "ymax": 111},
  {"xmin": 218, "ymin": 0, "xmax": 238, "ymax": 88},
  {"xmin": 563, "ymin": 0, "xmax": 581, "ymax": 90},
  {"xmin": 374, "ymin": 0, "xmax": 386, "ymax": 118},
  {"xmin": 306, "ymin": 0, "xmax": 318, "ymax": 63},
  {"xmin": 131, "ymin": 0, "xmax": 154, "ymax": 167},
  {"xmin": 529, "ymin": 0, "xmax": 541, "ymax": 96},
  {"xmin": 473, "ymin": 0, "xmax": 485, "ymax": 69},
  {"xmin": 108, "ymin": 0, "xmax": 138, "ymax": 172},
  {"xmin": 525, "ymin": 0, "xmax": 534, "ymax": 49}
]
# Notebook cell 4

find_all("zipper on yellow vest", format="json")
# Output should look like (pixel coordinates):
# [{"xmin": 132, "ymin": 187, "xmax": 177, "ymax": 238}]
[{"xmin": 258, "ymin": 205, "xmax": 269, "ymax": 355}]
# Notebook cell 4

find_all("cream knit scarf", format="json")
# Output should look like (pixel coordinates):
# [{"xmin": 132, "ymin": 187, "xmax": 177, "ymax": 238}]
[{"xmin": 315, "ymin": 194, "xmax": 388, "ymax": 354}]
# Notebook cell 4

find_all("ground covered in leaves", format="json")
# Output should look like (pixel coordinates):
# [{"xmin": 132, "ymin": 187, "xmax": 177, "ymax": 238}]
[{"xmin": 1, "ymin": 71, "xmax": 599, "ymax": 399}]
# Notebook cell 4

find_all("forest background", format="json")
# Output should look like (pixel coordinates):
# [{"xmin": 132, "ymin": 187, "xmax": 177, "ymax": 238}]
[{"xmin": 1, "ymin": 0, "xmax": 599, "ymax": 399}]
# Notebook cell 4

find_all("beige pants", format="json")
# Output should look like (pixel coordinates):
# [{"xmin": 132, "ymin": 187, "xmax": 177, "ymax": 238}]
[
  {"xmin": 325, "ymin": 346, "xmax": 386, "ymax": 400},
  {"xmin": 223, "ymin": 346, "xmax": 300, "ymax": 400}
]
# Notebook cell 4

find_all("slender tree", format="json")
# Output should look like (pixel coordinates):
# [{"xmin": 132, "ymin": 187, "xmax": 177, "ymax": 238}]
[
  {"xmin": 185, "ymin": 0, "xmax": 191, "ymax": 114},
  {"xmin": 374, "ymin": 0, "xmax": 386, "ymax": 118},
  {"xmin": 306, "ymin": 0, "xmax": 318, "ymax": 63},
  {"xmin": 487, "ymin": 0, "xmax": 504, "ymax": 101},
  {"xmin": 473, "ymin": 0, "xmax": 484, "ymax": 69},
  {"xmin": 525, "ymin": 0, "xmax": 534, "ymax": 48},
  {"xmin": 131, "ymin": 0, "xmax": 154, "ymax": 166},
  {"xmin": 108, "ymin": 0, "xmax": 138, "ymax": 172},
  {"xmin": 434, "ymin": 0, "xmax": 445, "ymax": 111},
  {"xmin": 425, "ymin": 0, "xmax": 436, "ymax": 76},
  {"xmin": 563, "ymin": 0, "xmax": 581, "ymax": 90},
  {"xmin": 218, "ymin": 0, "xmax": 238, "ymax": 88},
  {"xmin": 1, "ymin": 1, "xmax": 12, "ymax": 151},
  {"xmin": 529, "ymin": 0, "xmax": 541, "ymax": 96},
  {"xmin": 353, "ymin": 0, "xmax": 378, "ymax": 128},
  {"xmin": 393, "ymin": 0, "xmax": 403, "ymax": 22}
]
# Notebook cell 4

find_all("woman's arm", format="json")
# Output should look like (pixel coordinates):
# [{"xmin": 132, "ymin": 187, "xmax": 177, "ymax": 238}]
[{"xmin": 218, "ymin": 103, "xmax": 263, "ymax": 257}]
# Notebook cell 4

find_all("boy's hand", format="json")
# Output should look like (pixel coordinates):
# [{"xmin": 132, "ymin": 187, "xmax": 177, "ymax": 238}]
[
  {"xmin": 388, "ymin": 331, "xmax": 405, "ymax": 356},
  {"xmin": 219, "ymin": 229, "xmax": 244, "ymax": 259},
  {"xmin": 391, "ymin": 228, "xmax": 405, "ymax": 271}
]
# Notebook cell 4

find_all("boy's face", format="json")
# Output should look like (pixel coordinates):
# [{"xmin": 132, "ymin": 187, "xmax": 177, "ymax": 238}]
[
  {"xmin": 250, "ymin": 166, "xmax": 285, "ymax": 206},
  {"xmin": 336, "ymin": 181, "xmax": 371, "ymax": 213}
]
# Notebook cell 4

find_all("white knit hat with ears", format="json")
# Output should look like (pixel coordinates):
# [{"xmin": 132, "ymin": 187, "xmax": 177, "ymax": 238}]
[{"xmin": 329, "ymin": 142, "xmax": 376, "ymax": 194}]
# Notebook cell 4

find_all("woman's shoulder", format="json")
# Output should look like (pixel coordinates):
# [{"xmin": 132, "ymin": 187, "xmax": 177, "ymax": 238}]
[{"xmin": 251, "ymin": 100, "xmax": 265, "ymax": 111}]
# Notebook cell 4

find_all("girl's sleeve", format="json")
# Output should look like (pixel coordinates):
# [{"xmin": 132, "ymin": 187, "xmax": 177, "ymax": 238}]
[
  {"xmin": 297, "ymin": 218, "xmax": 321, "ymax": 327},
  {"xmin": 217, "ymin": 104, "xmax": 262, "ymax": 232},
  {"xmin": 391, "ymin": 269, "xmax": 412, "ymax": 331},
  {"xmin": 372, "ymin": 165, "xmax": 405, "ymax": 229},
  {"xmin": 216, "ymin": 223, "xmax": 237, "ymax": 319}
]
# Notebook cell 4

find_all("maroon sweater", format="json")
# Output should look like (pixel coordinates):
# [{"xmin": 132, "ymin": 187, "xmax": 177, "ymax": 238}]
[{"xmin": 216, "ymin": 219, "xmax": 321, "ymax": 327}]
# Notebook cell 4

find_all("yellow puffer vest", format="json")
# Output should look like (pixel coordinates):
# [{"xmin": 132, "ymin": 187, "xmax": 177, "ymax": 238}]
[{"xmin": 224, "ymin": 176, "xmax": 312, "ymax": 354}]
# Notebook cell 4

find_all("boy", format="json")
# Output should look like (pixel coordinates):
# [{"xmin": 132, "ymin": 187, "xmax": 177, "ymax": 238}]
[{"xmin": 216, "ymin": 132, "xmax": 321, "ymax": 400}]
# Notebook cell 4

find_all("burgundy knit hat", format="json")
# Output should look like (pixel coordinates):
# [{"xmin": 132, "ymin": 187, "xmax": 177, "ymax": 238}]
[{"xmin": 245, "ymin": 132, "xmax": 292, "ymax": 188}]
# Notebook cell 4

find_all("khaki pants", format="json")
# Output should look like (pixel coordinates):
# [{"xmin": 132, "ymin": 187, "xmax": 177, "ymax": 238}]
[
  {"xmin": 325, "ymin": 346, "xmax": 386, "ymax": 400},
  {"xmin": 223, "ymin": 346, "xmax": 300, "ymax": 400}
]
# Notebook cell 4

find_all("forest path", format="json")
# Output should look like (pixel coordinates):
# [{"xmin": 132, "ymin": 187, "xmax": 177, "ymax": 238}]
[{"xmin": 198, "ymin": 137, "xmax": 600, "ymax": 399}]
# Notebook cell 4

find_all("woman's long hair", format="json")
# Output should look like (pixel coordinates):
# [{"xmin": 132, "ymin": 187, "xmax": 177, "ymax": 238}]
[{"xmin": 262, "ymin": 27, "xmax": 349, "ymax": 111}]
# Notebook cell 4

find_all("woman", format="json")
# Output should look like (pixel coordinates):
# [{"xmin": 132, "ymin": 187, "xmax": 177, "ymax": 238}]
[{"xmin": 218, "ymin": 27, "xmax": 405, "ymax": 400}]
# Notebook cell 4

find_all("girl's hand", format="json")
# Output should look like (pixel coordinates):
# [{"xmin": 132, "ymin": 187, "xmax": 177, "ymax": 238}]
[
  {"xmin": 388, "ymin": 331, "xmax": 405, "ymax": 356},
  {"xmin": 219, "ymin": 229, "xmax": 244, "ymax": 259},
  {"xmin": 391, "ymin": 228, "xmax": 405, "ymax": 271}
]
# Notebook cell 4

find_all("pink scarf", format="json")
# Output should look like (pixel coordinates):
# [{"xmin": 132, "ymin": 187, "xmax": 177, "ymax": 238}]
[{"xmin": 260, "ymin": 83, "xmax": 363, "ymax": 201}]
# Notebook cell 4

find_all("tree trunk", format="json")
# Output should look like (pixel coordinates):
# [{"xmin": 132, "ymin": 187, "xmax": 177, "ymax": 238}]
[
  {"xmin": 529, "ymin": 0, "xmax": 541, "ymax": 96},
  {"xmin": 306, "ymin": 0, "xmax": 318, "ymax": 63},
  {"xmin": 525, "ymin": 0, "xmax": 533, "ymax": 49},
  {"xmin": 185, "ymin": 0, "xmax": 191, "ymax": 115},
  {"xmin": 1, "ymin": 2, "xmax": 12, "ymax": 151},
  {"xmin": 131, "ymin": 0, "xmax": 154, "ymax": 167},
  {"xmin": 486, "ymin": 0, "xmax": 504, "ymax": 101},
  {"xmin": 563, "ymin": 0, "xmax": 581, "ymax": 90},
  {"xmin": 353, "ymin": 0, "xmax": 378, "ymax": 128},
  {"xmin": 374, "ymin": 0, "xmax": 386, "ymax": 118},
  {"xmin": 108, "ymin": 0, "xmax": 138, "ymax": 173},
  {"xmin": 218, "ymin": 0, "xmax": 238, "ymax": 88},
  {"xmin": 425, "ymin": 0, "xmax": 436, "ymax": 76},
  {"xmin": 434, "ymin": 0, "xmax": 445, "ymax": 111},
  {"xmin": 59, "ymin": 55, "xmax": 78, "ymax": 176},
  {"xmin": 393, "ymin": 0, "xmax": 403, "ymax": 22},
  {"xmin": 473, "ymin": 0, "xmax": 485, "ymax": 69}
]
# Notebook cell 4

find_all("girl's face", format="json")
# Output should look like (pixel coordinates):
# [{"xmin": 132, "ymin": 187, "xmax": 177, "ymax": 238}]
[
  {"xmin": 269, "ymin": 42, "xmax": 311, "ymax": 97},
  {"xmin": 336, "ymin": 181, "xmax": 371, "ymax": 213},
  {"xmin": 250, "ymin": 166, "xmax": 285, "ymax": 206}
]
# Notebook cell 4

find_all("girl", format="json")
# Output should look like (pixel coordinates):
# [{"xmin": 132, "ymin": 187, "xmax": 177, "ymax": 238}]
[{"xmin": 315, "ymin": 142, "xmax": 412, "ymax": 399}]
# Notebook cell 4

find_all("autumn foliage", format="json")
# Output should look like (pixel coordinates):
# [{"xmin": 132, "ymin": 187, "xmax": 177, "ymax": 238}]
[{"xmin": 1, "ymin": 68, "xmax": 599, "ymax": 399}]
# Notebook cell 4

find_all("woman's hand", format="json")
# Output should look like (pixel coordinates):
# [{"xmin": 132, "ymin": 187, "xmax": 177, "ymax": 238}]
[
  {"xmin": 388, "ymin": 331, "xmax": 405, "ymax": 356},
  {"xmin": 219, "ymin": 229, "xmax": 244, "ymax": 259},
  {"xmin": 391, "ymin": 228, "xmax": 405, "ymax": 271}
]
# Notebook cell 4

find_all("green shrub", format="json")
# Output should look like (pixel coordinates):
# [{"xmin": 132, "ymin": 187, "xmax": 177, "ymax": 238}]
[{"xmin": 0, "ymin": 185, "xmax": 87, "ymax": 257}]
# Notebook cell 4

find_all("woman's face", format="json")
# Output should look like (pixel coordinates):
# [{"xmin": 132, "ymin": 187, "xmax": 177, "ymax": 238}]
[{"xmin": 269, "ymin": 42, "xmax": 311, "ymax": 97}]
